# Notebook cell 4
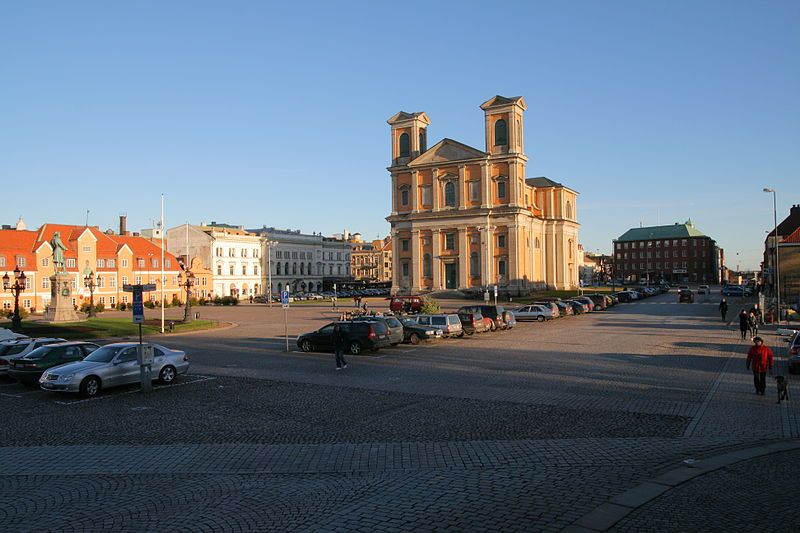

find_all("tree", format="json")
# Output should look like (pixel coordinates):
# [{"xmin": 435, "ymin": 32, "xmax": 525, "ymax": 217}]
[{"xmin": 420, "ymin": 296, "xmax": 441, "ymax": 314}]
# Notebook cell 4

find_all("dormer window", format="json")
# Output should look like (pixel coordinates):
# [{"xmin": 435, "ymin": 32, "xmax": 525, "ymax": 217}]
[
  {"xmin": 494, "ymin": 119, "xmax": 507, "ymax": 146},
  {"xmin": 399, "ymin": 133, "xmax": 410, "ymax": 157}
]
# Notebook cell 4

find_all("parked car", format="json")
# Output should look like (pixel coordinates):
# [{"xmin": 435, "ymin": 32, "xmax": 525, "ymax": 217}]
[
  {"xmin": 679, "ymin": 289, "xmax": 695, "ymax": 303},
  {"xmin": 572, "ymin": 297, "xmax": 596, "ymax": 312},
  {"xmin": 564, "ymin": 300, "xmax": 588, "ymax": 315},
  {"xmin": 613, "ymin": 291, "xmax": 633, "ymax": 303},
  {"xmin": 414, "ymin": 314, "xmax": 464, "ymax": 337},
  {"xmin": 389, "ymin": 295, "xmax": 423, "ymax": 314},
  {"xmin": 532, "ymin": 301, "xmax": 561, "ymax": 318},
  {"xmin": 0, "ymin": 337, "xmax": 67, "ymax": 375},
  {"xmin": 351, "ymin": 315, "xmax": 404, "ymax": 346},
  {"xmin": 554, "ymin": 301, "xmax": 574, "ymax": 316},
  {"xmin": 457, "ymin": 312, "xmax": 492, "ymax": 335},
  {"xmin": 456, "ymin": 305, "xmax": 509, "ymax": 330},
  {"xmin": 722, "ymin": 285, "xmax": 752, "ymax": 297},
  {"xmin": 9, "ymin": 342, "xmax": 100, "ymax": 385},
  {"xmin": 297, "ymin": 321, "xmax": 391, "ymax": 355},
  {"xmin": 698, "ymin": 285, "xmax": 710, "ymax": 295},
  {"xmin": 398, "ymin": 317, "xmax": 444, "ymax": 344},
  {"xmin": 510, "ymin": 304, "xmax": 554, "ymax": 322},
  {"xmin": 39, "ymin": 342, "xmax": 189, "ymax": 397}
]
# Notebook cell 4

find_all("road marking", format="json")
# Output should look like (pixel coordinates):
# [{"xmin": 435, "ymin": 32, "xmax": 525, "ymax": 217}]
[
  {"xmin": 0, "ymin": 392, "xmax": 22, "ymax": 398},
  {"xmin": 53, "ymin": 374, "xmax": 216, "ymax": 406}
]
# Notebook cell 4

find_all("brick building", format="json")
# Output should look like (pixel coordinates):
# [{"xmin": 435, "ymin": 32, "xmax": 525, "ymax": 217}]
[{"xmin": 613, "ymin": 220, "xmax": 722, "ymax": 284}]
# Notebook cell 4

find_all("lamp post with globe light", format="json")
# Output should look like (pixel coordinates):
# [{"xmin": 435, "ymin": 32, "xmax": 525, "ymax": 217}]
[
  {"xmin": 177, "ymin": 270, "xmax": 195, "ymax": 322},
  {"xmin": 83, "ymin": 270, "xmax": 98, "ymax": 318},
  {"xmin": 3, "ymin": 267, "xmax": 27, "ymax": 331}
]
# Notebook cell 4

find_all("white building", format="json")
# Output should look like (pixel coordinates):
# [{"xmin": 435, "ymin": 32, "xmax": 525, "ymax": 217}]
[{"xmin": 166, "ymin": 223, "xmax": 262, "ymax": 298}]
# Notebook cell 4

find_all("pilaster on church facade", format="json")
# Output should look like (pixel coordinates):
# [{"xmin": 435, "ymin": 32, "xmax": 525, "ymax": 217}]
[{"xmin": 386, "ymin": 96, "xmax": 580, "ymax": 295}]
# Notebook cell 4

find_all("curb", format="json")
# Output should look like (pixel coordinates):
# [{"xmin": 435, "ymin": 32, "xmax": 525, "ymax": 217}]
[{"xmin": 560, "ymin": 439, "xmax": 800, "ymax": 532}]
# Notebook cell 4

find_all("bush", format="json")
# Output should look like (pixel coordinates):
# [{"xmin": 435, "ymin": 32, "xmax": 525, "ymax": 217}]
[
  {"xmin": 171, "ymin": 296, "xmax": 181, "ymax": 307},
  {"xmin": 144, "ymin": 300, "xmax": 156, "ymax": 309},
  {"xmin": 4, "ymin": 308, "xmax": 30, "ymax": 319},
  {"xmin": 79, "ymin": 302, "xmax": 105, "ymax": 314},
  {"xmin": 118, "ymin": 302, "xmax": 127, "ymax": 311},
  {"xmin": 420, "ymin": 296, "xmax": 441, "ymax": 314}
]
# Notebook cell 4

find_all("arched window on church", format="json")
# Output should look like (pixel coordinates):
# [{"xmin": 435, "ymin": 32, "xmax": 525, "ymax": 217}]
[
  {"xmin": 444, "ymin": 182, "xmax": 456, "ymax": 207},
  {"xmin": 470, "ymin": 252, "xmax": 480, "ymax": 277},
  {"xmin": 534, "ymin": 237, "xmax": 541, "ymax": 249},
  {"xmin": 399, "ymin": 133, "xmax": 410, "ymax": 157},
  {"xmin": 276, "ymin": 263, "xmax": 281, "ymax": 275},
  {"xmin": 494, "ymin": 119, "xmax": 507, "ymax": 146},
  {"xmin": 419, "ymin": 129, "xmax": 427, "ymax": 152},
  {"xmin": 565, "ymin": 201, "xmax": 573, "ymax": 220}
]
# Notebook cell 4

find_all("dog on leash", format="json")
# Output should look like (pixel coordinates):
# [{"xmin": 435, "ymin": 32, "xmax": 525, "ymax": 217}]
[{"xmin": 775, "ymin": 376, "xmax": 789, "ymax": 404}]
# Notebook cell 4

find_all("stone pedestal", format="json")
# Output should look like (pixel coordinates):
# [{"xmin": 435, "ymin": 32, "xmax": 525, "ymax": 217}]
[{"xmin": 44, "ymin": 273, "xmax": 82, "ymax": 323}]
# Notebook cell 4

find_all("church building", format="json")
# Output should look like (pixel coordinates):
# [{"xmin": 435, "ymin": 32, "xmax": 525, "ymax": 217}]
[{"xmin": 386, "ymin": 95, "xmax": 580, "ymax": 294}]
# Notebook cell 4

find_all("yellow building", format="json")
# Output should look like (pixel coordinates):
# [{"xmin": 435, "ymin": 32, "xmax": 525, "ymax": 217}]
[
  {"xmin": 0, "ymin": 223, "xmax": 183, "ymax": 314},
  {"xmin": 386, "ymin": 95, "xmax": 580, "ymax": 294}
]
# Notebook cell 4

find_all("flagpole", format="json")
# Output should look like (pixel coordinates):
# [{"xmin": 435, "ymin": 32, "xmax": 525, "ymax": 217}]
[{"xmin": 160, "ymin": 193, "xmax": 165, "ymax": 333}]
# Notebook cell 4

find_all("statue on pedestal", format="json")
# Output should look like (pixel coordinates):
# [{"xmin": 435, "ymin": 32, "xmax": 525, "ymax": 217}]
[
  {"xmin": 51, "ymin": 232, "xmax": 67, "ymax": 272},
  {"xmin": 44, "ymin": 231, "xmax": 81, "ymax": 323}
]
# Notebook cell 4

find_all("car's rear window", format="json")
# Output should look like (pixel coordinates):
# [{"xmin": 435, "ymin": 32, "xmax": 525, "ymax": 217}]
[
  {"xmin": 385, "ymin": 317, "xmax": 401, "ymax": 328},
  {"xmin": 3, "ymin": 344, "xmax": 29, "ymax": 355},
  {"xmin": 448, "ymin": 316, "xmax": 460, "ymax": 324}
]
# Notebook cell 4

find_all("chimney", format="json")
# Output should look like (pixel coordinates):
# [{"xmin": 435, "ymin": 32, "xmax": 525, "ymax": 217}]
[{"xmin": 119, "ymin": 215, "xmax": 128, "ymax": 236}]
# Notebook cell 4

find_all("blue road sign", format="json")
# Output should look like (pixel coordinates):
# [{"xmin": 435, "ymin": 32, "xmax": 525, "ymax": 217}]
[
  {"xmin": 132, "ymin": 288, "xmax": 144, "ymax": 324},
  {"xmin": 281, "ymin": 291, "xmax": 289, "ymax": 306}
]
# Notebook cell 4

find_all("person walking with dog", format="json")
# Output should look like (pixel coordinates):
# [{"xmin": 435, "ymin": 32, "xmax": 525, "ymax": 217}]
[
  {"xmin": 719, "ymin": 298, "xmax": 729, "ymax": 322},
  {"xmin": 748, "ymin": 310, "xmax": 759, "ymax": 339},
  {"xmin": 746, "ymin": 336, "xmax": 773, "ymax": 396},
  {"xmin": 738, "ymin": 309, "xmax": 749, "ymax": 340},
  {"xmin": 332, "ymin": 323, "xmax": 348, "ymax": 371}
]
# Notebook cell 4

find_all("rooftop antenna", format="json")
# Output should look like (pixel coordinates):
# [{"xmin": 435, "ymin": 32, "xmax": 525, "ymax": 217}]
[{"xmin": 85, "ymin": 209, "xmax": 90, "ymax": 227}]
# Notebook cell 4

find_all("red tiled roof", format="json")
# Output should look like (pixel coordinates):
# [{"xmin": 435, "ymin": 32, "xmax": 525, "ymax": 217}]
[
  {"xmin": 0, "ymin": 230, "xmax": 37, "ymax": 271},
  {"xmin": 781, "ymin": 226, "xmax": 800, "ymax": 244}
]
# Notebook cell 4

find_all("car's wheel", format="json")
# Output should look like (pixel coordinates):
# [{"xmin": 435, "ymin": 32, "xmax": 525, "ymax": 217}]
[
  {"xmin": 300, "ymin": 339, "xmax": 313, "ymax": 352},
  {"xmin": 537, "ymin": 315, "xmax": 545, "ymax": 322},
  {"xmin": 409, "ymin": 333, "xmax": 421, "ymax": 345},
  {"xmin": 349, "ymin": 341, "xmax": 362, "ymax": 355},
  {"xmin": 159, "ymin": 365, "xmax": 177, "ymax": 384},
  {"xmin": 80, "ymin": 376, "xmax": 101, "ymax": 398}
]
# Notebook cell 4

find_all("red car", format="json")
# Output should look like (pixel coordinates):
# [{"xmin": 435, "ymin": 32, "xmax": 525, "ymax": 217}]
[{"xmin": 389, "ymin": 295, "xmax": 423, "ymax": 314}]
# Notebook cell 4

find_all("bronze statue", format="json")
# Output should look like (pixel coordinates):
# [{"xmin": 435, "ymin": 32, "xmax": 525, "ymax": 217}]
[{"xmin": 51, "ymin": 231, "xmax": 67, "ymax": 272}]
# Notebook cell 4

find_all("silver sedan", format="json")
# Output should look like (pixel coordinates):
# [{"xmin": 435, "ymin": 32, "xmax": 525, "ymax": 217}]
[
  {"xmin": 510, "ymin": 305, "xmax": 555, "ymax": 322},
  {"xmin": 39, "ymin": 342, "xmax": 189, "ymax": 397}
]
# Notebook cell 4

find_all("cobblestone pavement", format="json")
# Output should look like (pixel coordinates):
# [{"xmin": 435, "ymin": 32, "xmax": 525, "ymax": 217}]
[
  {"xmin": 610, "ymin": 448, "xmax": 800, "ymax": 533},
  {"xmin": 1, "ymin": 291, "xmax": 798, "ymax": 532}
]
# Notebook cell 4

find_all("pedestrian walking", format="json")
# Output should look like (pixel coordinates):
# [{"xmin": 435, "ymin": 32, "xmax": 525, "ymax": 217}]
[
  {"xmin": 746, "ymin": 336, "xmax": 773, "ymax": 395},
  {"xmin": 738, "ymin": 309, "xmax": 749, "ymax": 340},
  {"xmin": 719, "ymin": 298, "xmax": 728, "ymax": 322},
  {"xmin": 748, "ymin": 311, "xmax": 759, "ymax": 339},
  {"xmin": 749, "ymin": 303, "xmax": 763, "ymax": 325},
  {"xmin": 332, "ymin": 323, "xmax": 348, "ymax": 370},
  {"xmin": 362, "ymin": 300, "xmax": 369, "ymax": 313},
  {"xmin": 331, "ymin": 296, "xmax": 337, "ymax": 310}
]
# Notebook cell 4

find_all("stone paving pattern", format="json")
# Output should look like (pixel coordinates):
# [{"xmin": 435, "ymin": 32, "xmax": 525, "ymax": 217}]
[{"xmin": 1, "ymin": 293, "xmax": 798, "ymax": 532}]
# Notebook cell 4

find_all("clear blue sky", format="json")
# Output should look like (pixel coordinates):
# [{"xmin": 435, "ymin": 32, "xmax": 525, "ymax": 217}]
[{"xmin": 2, "ymin": 1, "xmax": 798, "ymax": 270}]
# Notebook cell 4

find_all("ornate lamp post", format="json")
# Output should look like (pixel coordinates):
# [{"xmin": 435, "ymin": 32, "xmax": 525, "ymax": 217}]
[
  {"xmin": 3, "ymin": 267, "xmax": 27, "ymax": 331},
  {"xmin": 177, "ymin": 270, "xmax": 195, "ymax": 322},
  {"xmin": 83, "ymin": 270, "xmax": 98, "ymax": 318}
]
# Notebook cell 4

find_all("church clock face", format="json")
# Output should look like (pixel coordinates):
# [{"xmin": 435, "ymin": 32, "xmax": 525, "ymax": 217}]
[{"xmin": 61, "ymin": 287, "xmax": 70, "ymax": 297}]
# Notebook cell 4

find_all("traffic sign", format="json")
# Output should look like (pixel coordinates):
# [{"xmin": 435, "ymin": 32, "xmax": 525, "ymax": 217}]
[{"xmin": 281, "ymin": 290, "xmax": 290, "ymax": 308}]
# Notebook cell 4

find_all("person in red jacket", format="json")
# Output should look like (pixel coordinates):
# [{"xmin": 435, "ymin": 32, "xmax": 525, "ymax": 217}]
[{"xmin": 746, "ymin": 336, "xmax": 774, "ymax": 396}]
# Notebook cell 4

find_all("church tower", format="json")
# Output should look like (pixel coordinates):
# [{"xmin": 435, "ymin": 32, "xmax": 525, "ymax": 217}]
[
  {"xmin": 387, "ymin": 111, "xmax": 431, "ymax": 166},
  {"xmin": 480, "ymin": 95, "xmax": 526, "ymax": 156}
]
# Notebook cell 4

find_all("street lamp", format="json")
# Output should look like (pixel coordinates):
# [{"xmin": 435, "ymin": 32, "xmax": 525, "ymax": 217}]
[
  {"xmin": 266, "ymin": 240, "xmax": 278, "ymax": 307},
  {"xmin": 83, "ymin": 270, "xmax": 98, "ymax": 318},
  {"xmin": 177, "ymin": 270, "xmax": 195, "ymax": 322},
  {"xmin": 2, "ymin": 267, "xmax": 27, "ymax": 331},
  {"xmin": 763, "ymin": 188, "xmax": 780, "ymax": 322}
]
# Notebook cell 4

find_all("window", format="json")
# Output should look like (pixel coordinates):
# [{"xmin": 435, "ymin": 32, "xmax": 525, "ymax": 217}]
[
  {"xmin": 419, "ymin": 130, "xmax": 426, "ymax": 152},
  {"xmin": 399, "ymin": 133, "xmax": 410, "ymax": 157},
  {"xmin": 0, "ymin": 257, "xmax": 4, "ymax": 267},
  {"xmin": 285, "ymin": 262, "xmax": 289, "ymax": 274},
  {"xmin": 108, "ymin": 259, "xmax": 115, "ymax": 268},
  {"xmin": 165, "ymin": 259, "xmax": 171, "ymax": 268},
  {"xmin": 242, "ymin": 265, "xmax": 247, "ymax": 276},
  {"xmin": 67, "ymin": 258, "xmax": 76, "ymax": 268},
  {"xmin": 110, "ymin": 277, "xmax": 116, "ymax": 288},
  {"xmin": 17, "ymin": 257, "xmax": 26, "ymax": 267},
  {"xmin": 682, "ymin": 240, "xmax": 687, "ymax": 246},
  {"xmin": 96, "ymin": 259, "xmax": 105, "ymax": 268},
  {"xmin": 494, "ymin": 119, "xmax": 508, "ymax": 146},
  {"xmin": 42, "ymin": 277, "xmax": 50, "ymax": 289},
  {"xmin": 242, "ymin": 249, "xmax": 248, "ymax": 258},
  {"xmin": 423, "ymin": 254, "xmax": 432, "ymax": 278},
  {"xmin": 42, "ymin": 258, "xmax": 49, "ymax": 267},
  {"xmin": 497, "ymin": 181, "xmax": 506, "ymax": 199},
  {"xmin": 135, "ymin": 276, "xmax": 142, "ymax": 284},
  {"xmin": 402, "ymin": 262, "xmax": 409, "ymax": 277},
  {"xmin": 82, "ymin": 246, "xmax": 91, "ymax": 252},
  {"xmin": 401, "ymin": 239, "xmax": 409, "ymax": 252},
  {"xmin": 470, "ymin": 252, "xmax": 480, "ymax": 277},
  {"xmin": 498, "ymin": 259, "xmax": 507, "ymax": 276},
  {"xmin": 122, "ymin": 295, "xmax": 129, "ymax": 304},
  {"xmin": 444, "ymin": 182, "xmax": 456, "ymax": 207},
  {"xmin": 665, "ymin": 251, "xmax": 670, "ymax": 258},
  {"xmin": 469, "ymin": 181, "xmax": 479, "ymax": 202},
  {"xmin": 23, "ymin": 299, "xmax": 31, "ymax": 308},
  {"xmin": 498, "ymin": 235, "xmax": 506, "ymax": 248},
  {"xmin": 292, "ymin": 263, "xmax": 297, "ymax": 275},
  {"xmin": 445, "ymin": 233, "xmax": 455, "ymax": 250},
  {"xmin": 401, "ymin": 188, "xmax": 409, "ymax": 206},
  {"xmin": 422, "ymin": 186, "xmax": 432, "ymax": 205},
  {"xmin": 217, "ymin": 265, "xmax": 222, "ymax": 275},
  {"xmin": 277, "ymin": 251, "xmax": 282, "ymax": 259},
  {"xmin": 300, "ymin": 263, "xmax": 305, "ymax": 275},
  {"xmin": 122, "ymin": 276, "xmax": 128, "ymax": 285},
  {"xmin": 276, "ymin": 263, "xmax": 282, "ymax": 275},
  {"xmin": 229, "ymin": 265, "xmax": 235, "ymax": 275},
  {"xmin": 151, "ymin": 258, "xmax": 158, "ymax": 268},
  {"xmin": 97, "ymin": 276, "xmax": 104, "ymax": 288},
  {"xmin": 137, "ymin": 258, "xmax": 145, "ymax": 268},
  {"xmin": 121, "ymin": 259, "xmax": 128, "ymax": 268},
  {"xmin": 565, "ymin": 201, "xmax": 573, "ymax": 219},
  {"xmin": 229, "ymin": 249, "xmax": 235, "ymax": 257},
  {"xmin": 254, "ymin": 265, "xmax": 259, "ymax": 276},
  {"xmin": 110, "ymin": 296, "xmax": 115, "ymax": 305}
]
